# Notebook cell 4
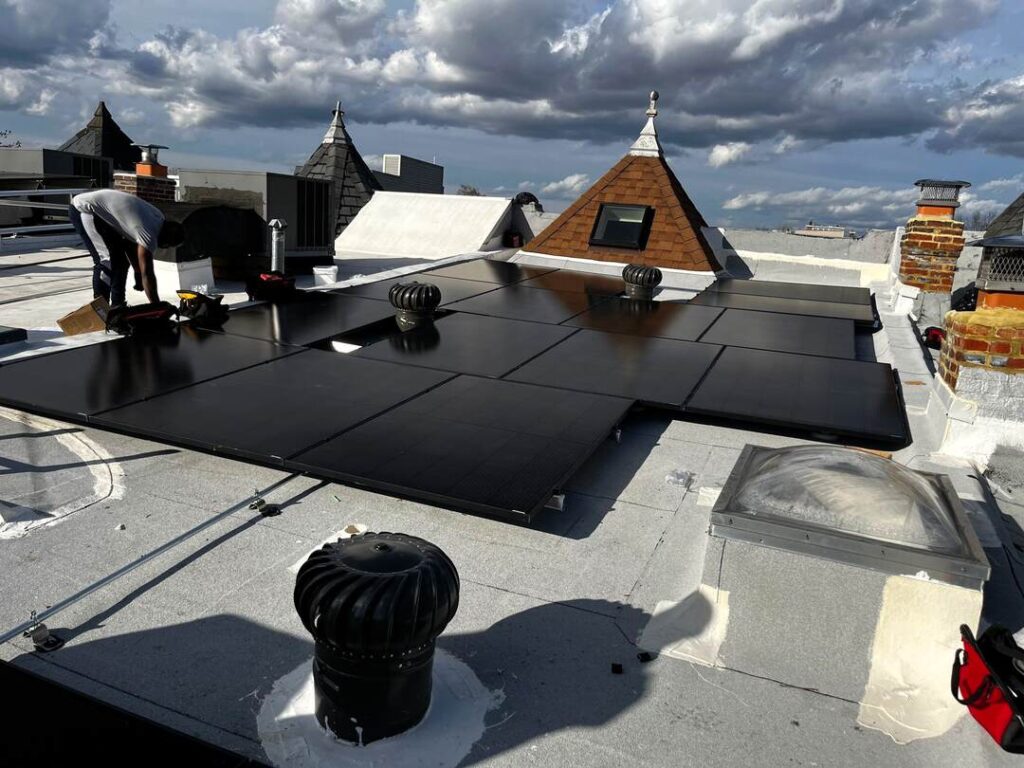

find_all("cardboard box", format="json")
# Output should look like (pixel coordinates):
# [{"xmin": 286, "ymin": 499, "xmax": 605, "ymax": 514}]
[{"xmin": 57, "ymin": 297, "xmax": 109, "ymax": 336}]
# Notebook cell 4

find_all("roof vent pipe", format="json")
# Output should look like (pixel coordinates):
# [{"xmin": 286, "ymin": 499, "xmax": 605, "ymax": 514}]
[
  {"xmin": 389, "ymin": 281, "xmax": 442, "ymax": 331},
  {"xmin": 294, "ymin": 532, "xmax": 460, "ymax": 745},
  {"xmin": 622, "ymin": 264, "xmax": 663, "ymax": 300}
]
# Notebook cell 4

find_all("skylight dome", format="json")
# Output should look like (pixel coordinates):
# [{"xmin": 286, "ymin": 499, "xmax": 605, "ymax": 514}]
[{"xmin": 712, "ymin": 445, "xmax": 989, "ymax": 587}]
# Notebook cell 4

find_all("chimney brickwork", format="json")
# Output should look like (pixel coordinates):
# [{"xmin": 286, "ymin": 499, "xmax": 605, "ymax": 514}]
[
  {"xmin": 113, "ymin": 172, "xmax": 175, "ymax": 205},
  {"xmin": 898, "ymin": 217, "xmax": 965, "ymax": 293},
  {"xmin": 938, "ymin": 308, "xmax": 1024, "ymax": 391}
]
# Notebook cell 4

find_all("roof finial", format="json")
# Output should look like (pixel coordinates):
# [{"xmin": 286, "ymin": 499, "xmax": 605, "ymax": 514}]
[
  {"xmin": 630, "ymin": 89, "xmax": 663, "ymax": 157},
  {"xmin": 323, "ymin": 99, "xmax": 350, "ymax": 144}
]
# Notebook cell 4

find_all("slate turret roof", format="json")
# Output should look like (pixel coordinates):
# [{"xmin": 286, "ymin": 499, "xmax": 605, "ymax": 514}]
[
  {"xmin": 58, "ymin": 101, "xmax": 141, "ymax": 172},
  {"xmin": 297, "ymin": 101, "xmax": 382, "ymax": 236}
]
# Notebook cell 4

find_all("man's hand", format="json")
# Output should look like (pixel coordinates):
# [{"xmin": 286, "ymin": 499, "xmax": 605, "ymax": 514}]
[{"xmin": 137, "ymin": 244, "xmax": 159, "ymax": 304}]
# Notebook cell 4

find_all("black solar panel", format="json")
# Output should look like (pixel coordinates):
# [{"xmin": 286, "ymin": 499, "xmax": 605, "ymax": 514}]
[
  {"xmin": 685, "ymin": 346, "xmax": 907, "ymax": 442},
  {"xmin": 353, "ymin": 312, "xmax": 575, "ymax": 378},
  {"xmin": 506, "ymin": 330, "xmax": 723, "ymax": 407},
  {"xmin": 565, "ymin": 298, "xmax": 723, "ymax": 341},
  {"xmin": 332, "ymin": 275, "xmax": 500, "ymax": 305},
  {"xmin": 288, "ymin": 375, "xmax": 632, "ymax": 520},
  {"xmin": 697, "ymin": 309, "xmax": 856, "ymax": 359},
  {"xmin": 421, "ymin": 259, "xmax": 556, "ymax": 284},
  {"xmin": 518, "ymin": 270, "xmax": 625, "ymax": 295},
  {"xmin": 94, "ymin": 352, "xmax": 453, "ymax": 463},
  {"xmin": 447, "ymin": 284, "xmax": 613, "ymax": 324},
  {"xmin": 0, "ymin": 329, "xmax": 296, "ymax": 419},
  {"xmin": 711, "ymin": 278, "xmax": 871, "ymax": 306},
  {"xmin": 688, "ymin": 290, "xmax": 875, "ymax": 325},
  {"xmin": 217, "ymin": 292, "xmax": 395, "ymax": 346}
]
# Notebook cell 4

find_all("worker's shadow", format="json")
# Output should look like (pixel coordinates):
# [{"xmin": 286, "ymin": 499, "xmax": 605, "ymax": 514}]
[
  {"xmin": 445, "ymin": 594, "xmax": 712, "ymax": 766},
  {"xmin": 9, "ymin": 593, "xmax": 710, "ymax": 766}
]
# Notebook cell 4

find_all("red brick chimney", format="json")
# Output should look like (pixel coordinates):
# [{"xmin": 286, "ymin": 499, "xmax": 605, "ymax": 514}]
[
  {"xmin": 113, "ymin": 143, "xmax": 175, "ymax": 205},
  {"xmin": 898, "ymin": 179, "xmax": 970, "ymax": 293}
]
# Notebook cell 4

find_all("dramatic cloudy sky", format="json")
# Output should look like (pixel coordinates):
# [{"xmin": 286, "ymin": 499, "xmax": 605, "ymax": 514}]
[{"xmin": 3, "ymin": 0, "xmax": 1024, "ymax": 228}]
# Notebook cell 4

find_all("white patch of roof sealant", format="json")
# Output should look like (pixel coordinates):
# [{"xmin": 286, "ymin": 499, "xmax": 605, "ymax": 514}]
[
  {"xmin": 257, "ymin": 649, "xmax": 500, "ymax": 768},
  {"xmin": 0, "ymin": 406, "xmax": 125, "ymax": 539}
]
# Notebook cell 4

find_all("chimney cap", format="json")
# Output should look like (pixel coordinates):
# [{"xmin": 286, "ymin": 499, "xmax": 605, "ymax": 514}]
[
  {"xmin": 913, "ymin": 179, "xmax": 971, "ymax": 209},
  {"xmin": 914, "ymin": 179, "xmax": 971, "ymax": 189}
]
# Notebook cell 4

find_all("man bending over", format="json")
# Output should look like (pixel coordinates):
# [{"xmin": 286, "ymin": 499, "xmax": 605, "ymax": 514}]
[{"xmin": 69, "ymin": 189, "xmax": 185, "ymax": 307}]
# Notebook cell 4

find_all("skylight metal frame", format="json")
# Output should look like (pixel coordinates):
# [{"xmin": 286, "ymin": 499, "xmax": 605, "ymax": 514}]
[
  {"xmin": 589, "ymin": 202, "xmax": 655, "ymax": 249},
  {"xmin": 710, "ymin": 445, "xmax": 990, "ymax": 589}
]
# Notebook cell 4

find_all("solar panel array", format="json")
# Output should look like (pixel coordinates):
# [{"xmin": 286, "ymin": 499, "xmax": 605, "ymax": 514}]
[{"xmin": 0, "ymin": 261, "xmax": 905, "ymax": 522}]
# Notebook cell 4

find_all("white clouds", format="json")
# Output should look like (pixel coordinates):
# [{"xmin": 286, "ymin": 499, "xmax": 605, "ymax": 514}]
[
  {"xmin": 708, "ymin": 142, "xmax": 752, "ymax": 167},
  {"xmin": 722, "ymin": 181, "xmax": 1019, "ymax": 228},
  {"xmin": 0, "ymin": 0, "xmax": 109, "ymax": 66},
  {"xmin": 0, "ymin": 0, "xmax": 1021, "ymax": 170},
  {"xmin": 722, "ymin": 185, "xmax": 919, "ymax": 226},
  {"xmin": 929, "ymin": 75, "xmax": 1024, "ymax": 158},
  {"xmin": 980, "ymin": 175, "xmax": 1024, "ymax": 193},
  {"xmin": 540, "ymin": 173, "xmax": 591, "ymax": 197}
]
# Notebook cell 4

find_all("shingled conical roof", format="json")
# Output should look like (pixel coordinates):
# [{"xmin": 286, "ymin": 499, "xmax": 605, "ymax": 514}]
[
  {"xmin": 297, "ymin": 101, "xmax": 381, "ymax": 236},
  {"xmin": 525, "ymin": 92, "xmax": 721, "ymax": 272},
  {"xmin": 985, "ymin": 191, "xmax": 1024, "ymax": 239},
  {"xmin": 59, "ymin": 101, "xmax": 141, "ymax": 171}
]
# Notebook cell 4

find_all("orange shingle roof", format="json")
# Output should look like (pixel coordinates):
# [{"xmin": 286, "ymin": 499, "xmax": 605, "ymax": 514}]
[{"xmin": 525, "ymin": 154, "xmax": 721, "ymax": 272}]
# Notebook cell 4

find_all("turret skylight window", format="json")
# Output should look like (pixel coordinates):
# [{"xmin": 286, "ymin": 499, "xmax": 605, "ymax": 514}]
[{"xmin": 590, "ymin": 203, "xmax": 654, "ymax": 249}]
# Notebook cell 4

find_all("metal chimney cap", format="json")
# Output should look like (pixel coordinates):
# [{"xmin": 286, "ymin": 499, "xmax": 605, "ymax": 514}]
[
  {"xmin": 131, "ymin": 144, "xmax": 169, "ymax": 164},
  {"xmin": 914, "ymin": 179, "xmax": 971, "ymax": 189}
]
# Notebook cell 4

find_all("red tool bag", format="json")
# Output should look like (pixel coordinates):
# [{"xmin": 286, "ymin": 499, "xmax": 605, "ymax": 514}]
[
  {"xmin": 245, "ymin": 271, "xmax": 296, "ymax": 302},
  {"xmin": 106, "ymin": 301, "xmax": 178, "ymax": 336},
  {"xmin": 952, "ymin": 624, "xmax": 1024, "ymax": 752}
]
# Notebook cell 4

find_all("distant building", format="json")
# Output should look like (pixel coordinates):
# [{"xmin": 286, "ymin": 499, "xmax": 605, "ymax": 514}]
[
  {"xmin": 296, "ymin": 101, "xmax": 381, "ymax": 237},
  {"xmin": 58, "ymin": 101, "xmax": 141, "ymax": 175},
  {"xmin": 523, "ymin": 91, "xmax": 721, "ymax": 272},
  {"xmin": 792, "ymin": 223, "xmax": 853, "ymax": 239},
  {"xmin": 373, "ymin": 155, "xmax": 444, "ymax": 194},
  {"xmin": 177, "ymin": 168, "xmax": 333, "ymax": 272},
  {"xmin": 0, "ymin": 148, "xmax": 109, "ymax": 190}
]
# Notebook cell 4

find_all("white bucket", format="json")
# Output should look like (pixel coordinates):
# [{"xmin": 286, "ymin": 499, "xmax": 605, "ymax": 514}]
[{"xmin": 313, "ymin": 265, "xmax": 339, "ymax": 286}]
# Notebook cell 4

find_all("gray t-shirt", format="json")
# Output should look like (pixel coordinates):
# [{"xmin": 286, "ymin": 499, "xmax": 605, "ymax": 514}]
[{"xmin": 72, "ymin": 189, "xmax": 164, "ymax": 253}]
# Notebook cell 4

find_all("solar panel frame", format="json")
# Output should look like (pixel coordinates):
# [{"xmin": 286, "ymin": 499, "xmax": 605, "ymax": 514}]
[
  {"xmin": 446, "ymin": 284, "xmax": 615, "ymax": 324},
  {"xmin": 684, "ymin": 346, "xmax": 908, "ymax": 443},
  {"xmin": 287, "ymin": 375, "xmax": 633, "ymax": 521},
  {"xmin": 0, "ymin": 329, "xmax": 298, "ymax": 420},
  {"xmin": 352, "ymin": 312, "xmax": 576, "ymax": 378},
  {"xmin": 517, "ymin": 270, "xmax": 626, "ymax": 296},
  {"xmin": 93, "ymin": 351, "xmax": 455, "ymax": 464},
  {"xmin": 505, "ymin": 329, "xmax": 724, "ymax": 408},
  {"xmin": 710, "ymin": 278, "xmax": 871, "ymax": 306},
  {"xmin": 331, "ymin": 275, "xmax": 502, "ymax": 306},
  {"xmin": 564, "ymin": 298, "xmax": 724, "ymax": 341},
  {"xmin": 696, "ymin": 308, "xmax": 856, "ymax": 359},
  {"xmin": 688, "ymin": 290, "xmax": 875, "ymax": 325},
  {"xmin": 420, "ymin": 259, "xmax": 557, "ymax": 285},
  {"xmin": 213, "ymin": 292, "xmax": 396, "ymax": 347}
]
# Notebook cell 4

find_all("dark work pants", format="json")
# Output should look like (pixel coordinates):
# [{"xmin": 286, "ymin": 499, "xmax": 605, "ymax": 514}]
[{"xmin": 69, "ymin": 205, "xmax": 134, "ymax": 306}]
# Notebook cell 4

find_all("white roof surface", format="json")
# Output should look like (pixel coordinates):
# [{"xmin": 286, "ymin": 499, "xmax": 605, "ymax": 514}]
[
  {"xmin": 335, "ymin": 192, "xmax": 511, "ymax": 260},
  {"xmin": 1, "ymin": 239, "xmax": 1023, "ymax": 768}
]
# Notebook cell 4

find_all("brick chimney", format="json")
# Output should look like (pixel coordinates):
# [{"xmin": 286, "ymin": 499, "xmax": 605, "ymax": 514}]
[
  {"xmin": 898, "ymin": 179, "xmax": 970, "ymax": 293},
  {"xmin": 113, "ymin": 144, "xmax": 175, "ymax": 205}
]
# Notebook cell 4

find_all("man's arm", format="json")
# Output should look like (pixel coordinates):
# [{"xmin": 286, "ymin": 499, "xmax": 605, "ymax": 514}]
[{"xmin": 136, "ymin": 244, "xmax": 159, "ymax": 303}]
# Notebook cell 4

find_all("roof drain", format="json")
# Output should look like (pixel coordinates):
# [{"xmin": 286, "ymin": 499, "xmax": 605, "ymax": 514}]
[
  {"xmin": 622, "ymin": 264, "xmax": 662, "ymax": 301},
  {"xmin": 389, "ymin": 281, "xmax": 441, "ymax": 332},
  {"xmin": 294, "ymin": 532, "xmax": 460, "ymax": 746}
]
